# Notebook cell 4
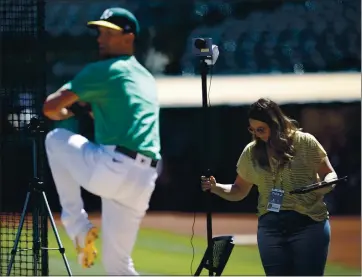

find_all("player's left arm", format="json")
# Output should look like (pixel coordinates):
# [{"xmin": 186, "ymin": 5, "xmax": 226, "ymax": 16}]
[{"xmin": 43, "ymin": 88, "xmax": 79, "ymax": 121}]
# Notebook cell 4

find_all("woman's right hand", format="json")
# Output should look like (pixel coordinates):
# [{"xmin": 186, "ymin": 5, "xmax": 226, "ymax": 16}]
[{"xmin": 201, "ymin": 176, "xmax": 217, "ymax": 192}]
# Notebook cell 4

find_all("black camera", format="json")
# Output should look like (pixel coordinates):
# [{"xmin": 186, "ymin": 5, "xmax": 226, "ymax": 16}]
[{"xmin": 192, "ymin": 38, "xmax": 213, "ymax": 57}]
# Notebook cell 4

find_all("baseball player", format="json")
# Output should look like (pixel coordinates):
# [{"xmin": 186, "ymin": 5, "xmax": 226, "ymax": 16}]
[{"xmin": 43, "ymin": 7, "xmax": 161, "ymax": 275}]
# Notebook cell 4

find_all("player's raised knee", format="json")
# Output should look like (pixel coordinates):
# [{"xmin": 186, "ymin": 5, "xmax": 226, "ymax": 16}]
[{"xmin": 45, "ymin": 128, "xmax": 73, "ymax": 154}]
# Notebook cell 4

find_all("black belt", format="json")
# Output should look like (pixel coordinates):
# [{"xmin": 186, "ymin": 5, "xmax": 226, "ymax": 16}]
[{"xmin": 115, "ymin": 146, "xmax": 158, "ymax": 168}]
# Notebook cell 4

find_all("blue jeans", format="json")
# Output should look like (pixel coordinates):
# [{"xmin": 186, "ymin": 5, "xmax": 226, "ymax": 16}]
[{"xmin": 257, "ymin": 210, "xmax": 331, "ymax": 276}]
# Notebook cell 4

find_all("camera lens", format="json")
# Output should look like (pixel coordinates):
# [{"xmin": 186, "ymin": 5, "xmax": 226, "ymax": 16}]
[{"xmin": 195, "ymin": 38, "xmax": 207, "ymax": 49}]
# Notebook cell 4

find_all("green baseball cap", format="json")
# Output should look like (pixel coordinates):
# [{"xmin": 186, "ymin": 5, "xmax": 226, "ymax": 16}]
[{"xmin": 87, "ymin": 7, "xmax": 140, "ymax": 36}]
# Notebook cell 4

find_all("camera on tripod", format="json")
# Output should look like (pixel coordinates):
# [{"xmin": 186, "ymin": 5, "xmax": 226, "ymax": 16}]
[
  {"xmin": 192, "ymin": 37, "xmax": 219, "ymax": 66},
  {"xmin": 28, "ymin": 116, "xmax": 46, "ymax": 134},
  {"xmin": 6, "ymin": 114, "xmax": 72, "ymax": 276},
  {"xmin": 190, "ymin": 38, "xmax": 234, "ymax": 277}
]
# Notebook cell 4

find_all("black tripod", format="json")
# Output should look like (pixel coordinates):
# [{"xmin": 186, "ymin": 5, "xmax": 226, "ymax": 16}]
[
  {"xmin": 6, "ymin": 117, "xmax": 72, "ymax": 276},
  {"xmin": 199, "ymin": 59, "xmax": 214, "ymax": 276},
  {"xmin": 194, "ymin": 44, "xmax": 235, "ymax": 276}
]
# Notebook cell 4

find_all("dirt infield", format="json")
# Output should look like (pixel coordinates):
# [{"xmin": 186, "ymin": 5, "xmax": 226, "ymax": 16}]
[{"xmin": 86, "ymin": 212, "xmax": 361, "ymax": 270}]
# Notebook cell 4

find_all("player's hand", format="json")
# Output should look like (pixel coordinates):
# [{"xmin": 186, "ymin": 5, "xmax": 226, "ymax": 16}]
[
  {"xmin": 78, "ymin": 101, "xmax": 94, "ymax": 118},
  {"xmin": 78, "ymin": 101, "xmax": 89, "ymax": 107},
  {"xmin": 201, "ymin": 176, "xmax": 217, "ymax": 192}
]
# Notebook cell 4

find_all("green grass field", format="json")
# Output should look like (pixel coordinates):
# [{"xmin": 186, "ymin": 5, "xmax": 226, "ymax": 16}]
[{"xmin": 44, "ymin": 226, "xmax": 361, "ymax": 276}]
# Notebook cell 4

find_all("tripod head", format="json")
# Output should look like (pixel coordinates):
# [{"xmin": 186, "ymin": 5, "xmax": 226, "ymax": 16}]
[
  {"xmin": 192, "ymin": 38, "xmax": 220, "ymax": 275},
  {"xmin": 28, "ymin": 116, "xmax": 47, "ymax": 135},
  {"xmin": 26, "ymin": 116, "xmax": 48, "ymax": 178}
]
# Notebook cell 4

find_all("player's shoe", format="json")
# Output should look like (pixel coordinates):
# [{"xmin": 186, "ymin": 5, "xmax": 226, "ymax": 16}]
[{"xmin": 74, "ymin": 224, "xmax": 99, "ymax": 268}]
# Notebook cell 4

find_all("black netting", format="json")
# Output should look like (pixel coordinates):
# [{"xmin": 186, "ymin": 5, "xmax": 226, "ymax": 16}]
[
  {"xmin": 0, "ymin": 213, "xmax": 46, "ymax": 276},
  {"xmin": 0, "ymin": 0, "xmax": 48, "ymax": 276}
]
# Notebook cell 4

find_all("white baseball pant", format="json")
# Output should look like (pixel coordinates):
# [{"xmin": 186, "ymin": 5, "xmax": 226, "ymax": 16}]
[{"xmin": 45, "ymin": 128, "xmax": 158, "ymax": 275}]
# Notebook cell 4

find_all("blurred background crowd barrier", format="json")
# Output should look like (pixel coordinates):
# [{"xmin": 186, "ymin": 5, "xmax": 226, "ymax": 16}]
[{"xmin": 1, "ymin": 0, "xmax": 360, "ymax": 216}]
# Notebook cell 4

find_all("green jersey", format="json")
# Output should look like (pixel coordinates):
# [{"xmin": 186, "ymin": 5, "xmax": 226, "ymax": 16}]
[{"xmin": 65, "ymin": 55, "xmax": 161, "ymax": 160}]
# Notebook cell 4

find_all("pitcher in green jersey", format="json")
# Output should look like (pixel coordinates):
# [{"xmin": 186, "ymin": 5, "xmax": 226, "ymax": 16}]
[{"xmin": 43, "ymin": 7, "xmax": 161, "ymax": 275}]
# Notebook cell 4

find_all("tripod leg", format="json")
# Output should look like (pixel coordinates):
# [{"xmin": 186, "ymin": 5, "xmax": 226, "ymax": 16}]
[
  {"xmin": 194, "ymin": 256, "xmax": 206, "ymax": 276},
  {"xmin": 6, "ymin": 192, "xmax": 31, "ymax": 276},
  {"xmin": 41, "ymin": 192, "xmax": 73, "ymax": 276},
  {"xmin": 33, "ymin": 194, "xmax": 40, "ymax": 276}
]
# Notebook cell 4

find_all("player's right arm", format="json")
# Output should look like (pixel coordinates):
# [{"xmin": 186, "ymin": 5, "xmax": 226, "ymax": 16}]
[
  {"xmin": 201, "ymin": 175, "xmax": 253, "ymax": 201},
  {"xmin": 43, "ymin": 88, "xmax": 79, "ymax": 120}
]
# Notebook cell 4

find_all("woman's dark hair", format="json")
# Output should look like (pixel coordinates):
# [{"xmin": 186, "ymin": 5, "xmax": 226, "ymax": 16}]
[{"xmin": 248, "ymin": 98, "xmax": 300, "ymax": 170}]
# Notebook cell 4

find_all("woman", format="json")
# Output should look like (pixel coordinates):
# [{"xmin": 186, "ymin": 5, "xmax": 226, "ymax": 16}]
[{"xmin": 201, "ymin": 98, "xmax": 338, "ymax": 276}]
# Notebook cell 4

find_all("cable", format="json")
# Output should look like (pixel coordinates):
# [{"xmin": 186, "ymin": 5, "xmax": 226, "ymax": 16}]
[
  {"xmin": 190, "ymin": 63, "xmax": 214, "ymax": 276},
  {"xmin": 190, "ymin": 210, "xmax": 196, "ymax": 275},
  {"xmin": 207, "ymin": 65, "xmax": 213, "ymax": 107}
]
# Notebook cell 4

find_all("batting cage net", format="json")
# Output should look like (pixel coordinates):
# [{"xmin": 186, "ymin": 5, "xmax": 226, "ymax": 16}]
[{"xmin": 0, "ymin": 0, "xmax": 48, "ymax": 276}]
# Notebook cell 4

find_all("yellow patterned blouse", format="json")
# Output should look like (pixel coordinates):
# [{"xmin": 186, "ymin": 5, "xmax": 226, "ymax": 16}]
[{"xmin": 236, "ymin": 130, "xmax": 329, "ymax": 222}]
